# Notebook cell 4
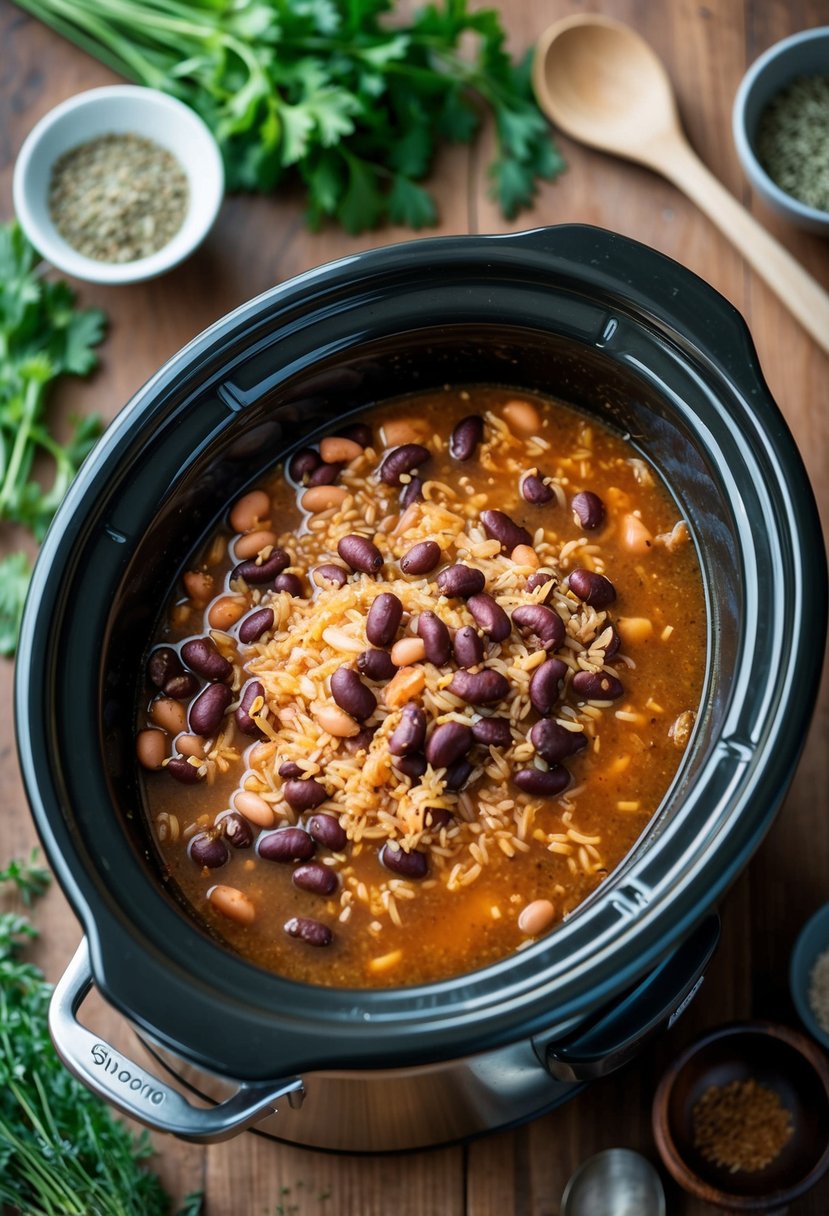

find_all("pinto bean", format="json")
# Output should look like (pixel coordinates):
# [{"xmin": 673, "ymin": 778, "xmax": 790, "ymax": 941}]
[
  {"xmin": 518, "ymin": 899, "xmax": 556, "ymax": 936},
  {"xmin": 284, "ymin": 916, "xmax": 332, "ymax": 946},
  {"xmin": 301, "ymin": 485, "xmax": 349, "ymax": 513},
  {"xmin": 448, "ymin": 668, "xmax": 510, "ymax": 706},
  {"xmin": 379, "ymin": 443, "xmax": 431, "ymax": 485},
  {"xmin": 209, "ymin": 885, "xmax": 255, "ymax": 925},
  {"xmin": 136, "ymin": 729, "xmax": 166, "ymax": 770},
  {"xmin": 389, "ymin": 704, "xmax": 427, "ymax": 756},
  {"xmin": 181, "ymin": 636, "xmax": 233, "ymax": 683},
  {"xmin": 230, "ymin": 490, "xmax": 270, "ymax": 533},
  {"xmin": 366, "ymin": 592, "xmax": 403, "ymax": 647},
  {"xmin": 233, "ymin": 789, "xmax": 276, "ymax": 828},
  {"xmin": 480, "ymin": 508, "xmax": 532, "ymax": 553},
  {"xmin": 391, "ymin": 636, "xmax": 426, "ymax": 666},
  {"xmin": 313, "ymin": 563, "xmax": 349, "ymax": 589},
  {"xmin": 331, "ymin": 667, "xmax": 377, "ymax": 722},
  {"xmin": 357, "ymin": 648, "xmax": 396, "ymax": 681},
  {"xmin": 513, "ymin": 766, "xmax": 571, "ymax": 797},
  {"xmin": 239, "ymin": 606, "xmax": 274, "ymax": 644},
  {"xmin": 293, "ymin": 862, "xmax": 338, "ymax": 896},
  {"xmin": 436, "ymin": 564, "xmax": 485, "ymax": 599},
  {"xmin": 235, "ymin": 680, "xmax": 265, "ymax": 735},
  {"xmin": 307, "ymin": 813, "xmax": 347, "ymax": 852},
  {"xmin": 283, "ymin": 778, "xmax": 328, "ymax": 812},
  {"xmin": 338, "ymin": 533, "xmax": 383, "ymax": 574},
  {"xmin": 151, "ymin": 697, "xmax": 186, "ymax": 734},
  {"xmin": 288, "ymin": 447, "xmax": 321, "ymax": 484},
  {"xmin": 467, "ymin": 594, "xmax": 511, "ymax": 642},
  {"xmin": 320, "ymin": 436, "xmax": 363, "ymax": 463},
  {"xmin": 529, "ymin": 658, "xmax": 568, "ymax": 716},
  {"xmin": 232, "ymin": 549, "xmax": 291, "ymax": 586},
  {"xmin": 380, "ymin": 842, "xmax": 428, "ymax": 878},
  {"xmin": 503, "ymin": 399, "xmax": 541, "ymax": 436},
  {"xmin": 315, "ymin": 705, "xmax": 361, "ymax": 737},
  {"xmin": 308, "ymin": 461, "xmax": 343, "ymax": 487},
  {"xmin": 572, "ymin": 671, "xmax": 624, "ymax": 700},
  {"xmin": 258, "ymin": 826, "xmax": 316, "ymax": 862},
  {"xmin": 425, "ymin": 721, "xmax": 474, "ymax": 768},
  {"xmin": 400, "ymin": 476, "xmax": 423, "ymax": 508},
  {"xmin": 471, "ymin": 716, "xmax": 513, "ymax": 749},
  {"xmin": 183, "ymin": 570, "xmax": 214, "ymax": 604},
  {"xmin": 568, "ymin": 568, "xmax": 617, "ymax": 609},
  {"xmin": 189, "ymin": 682, "xmax": 233, "ymax": 736},
  {"xmin": 208, "ymin": 595, "xmax": 248, "ymax": 630},
  {"xmin": 401, "ymin": 540, "xmax": 441, "ymax": 575},
  {"xmin": 147, "ymin": 646, "xmax": 182, "ymax": 688},
  {"xmin": 234, "ymin": 529, "xmax": 279, "ymax": 560},
  {"xmin": 521, "ymin": 474, "xmax": 554, "ymax": 505},
  {"xmin": 572, "ymin": 490, "xmax": 606, "ymax": 530},
  {"xmin": 511, "ymin": 604, "xmax": 565, "ymax": 652},
  {"xmin": 530, "ymin": 719, "xmax": 588, "ymax": 764},
  {"xmin": 418, "ymin": 611, "xmax": 451, "ymax": 665},
  {"xmin": 274, "ymin": 572, "xmax": 305, "ymax": 597},
  {"xmin": 449, "ymin": 414, "xmax": 484, "ymax": 461},
  {"xmin": 453, "ymin": 625, "xmax": 484, "ymax": 668}
]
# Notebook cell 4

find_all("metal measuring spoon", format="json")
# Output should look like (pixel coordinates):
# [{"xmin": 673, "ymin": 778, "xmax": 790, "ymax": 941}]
[{"xmin": 561, "ymin": 1148, "xmax": 666, "ymax": 1216}]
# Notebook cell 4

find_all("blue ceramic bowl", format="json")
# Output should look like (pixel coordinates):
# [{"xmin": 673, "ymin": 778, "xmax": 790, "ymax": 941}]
[{"xmin": 791, "ymin": 905, "xmax": 829, "ymax": 1049}]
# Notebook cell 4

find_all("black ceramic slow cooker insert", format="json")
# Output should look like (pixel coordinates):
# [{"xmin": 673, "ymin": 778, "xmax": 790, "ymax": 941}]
[{"xmin": 16, "ymin": 226, "xmax": 826, "ymax": 1150}]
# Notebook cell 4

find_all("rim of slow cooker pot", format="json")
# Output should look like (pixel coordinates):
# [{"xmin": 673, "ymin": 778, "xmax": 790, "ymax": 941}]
[{"xmin": 16, "ymin": 226, "xmax": 827, "ymax": 1080}]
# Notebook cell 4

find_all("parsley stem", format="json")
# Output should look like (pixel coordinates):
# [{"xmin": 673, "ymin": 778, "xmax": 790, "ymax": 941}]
[{"xmin": 0, "ymin": 379, "xmax": 42, "ymax": 519}]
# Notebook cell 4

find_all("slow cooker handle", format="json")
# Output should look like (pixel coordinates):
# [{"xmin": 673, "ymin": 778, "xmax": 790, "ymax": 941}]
[{"xmin": 49, "ymin": 939, "xmax": 305, "ymax": 1143}]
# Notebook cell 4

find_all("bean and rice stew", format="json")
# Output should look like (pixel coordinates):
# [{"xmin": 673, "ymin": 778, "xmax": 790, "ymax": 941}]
[{"xmin": 136, "ymin": 386, "xmax": 705, "ymax": 987}]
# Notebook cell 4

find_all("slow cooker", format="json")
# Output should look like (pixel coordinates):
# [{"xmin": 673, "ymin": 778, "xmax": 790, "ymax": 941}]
[{"xmin": 16, "ymin": 225, "xmax": 826, "ymax": 1151}]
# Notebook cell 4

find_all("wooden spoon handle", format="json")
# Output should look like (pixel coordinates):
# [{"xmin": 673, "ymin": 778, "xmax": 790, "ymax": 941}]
[{"xmin": 658, "ymin": 137, "xmax": 829, "ymax": 357}]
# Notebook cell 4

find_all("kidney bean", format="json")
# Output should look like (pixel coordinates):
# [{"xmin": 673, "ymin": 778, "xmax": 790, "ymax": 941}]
[
  {"xmin": 568, "ymin": 568, "xmax": 617, "ymax": 610},
  {"xmin": 436, "ymin": 563, "xmax": 486, "ymax": 599},
  {"xmin": 313, "ymin": 563, "xmax": 349, "ymax": 589},
  {"xmin": 521, "ymin": 474, "xmax": 554, "ymax": 505},
  {"xmin": 293, "ymin": 862, "xmax": 338, "ymax": 896},
  {"xmin": 379, "ymin": 443, "xmax": 431, "ymax": 485},
  {"xmin": 467, "ymin": 593, "xmax": 511, "ymax": 642},
  {"xmin": 166, "ymin": 756, "xmax": 203, "ymax": 784},
  {"xmin": 418, "ymin": 611, "xmax": 451, "ymax": 665},
  {"xmin": 603, "ymin": 625, "xmax": 621, "ymax": 659},
  {"xmin": 380, "ymin": 841, "xmax": 428, "ymax": 878},
  {"xmin": 448, "ymin": 668, "xmax": 510, "ymax": 706},
  {"xmin": 283, "ymin": 778, "xmax": 329, "ymax": 812},
  {"xmin": 274, "ymin": 572, "xmax": 305, "ymax": 597},
  {"xmin": 358, "ymin": 648, "xmax": 396, "ymax": 681},
  {"xmin": 259, "ymin": 826, "xmax": 317, "ymax": 862},
  {"xmin": 572, "ymin": 670, "xmax": 624, "ymax": 700},
  {"xmin": 284, "ymin": 916, "xmax": 332, "ymax": 946},
  {"xmin": 307, "ymin": 813, "xmax": 347, "ymax": 852},
  {"xmin": 513, "ymin": 766, "xmax": 571, "ymax": 797},
  {"xmin": 338, "ymin": 533, "xmax": 383, "ymax": 574},
  {"xmin": 189, "ymin": 682, "xmax": 233, "ymax": 736},
  {"xmin": 344, "ymin": 727, "xmax": 375, "ymax": 754},
  {"xmin": 452, "ymin": 625, "xmax": 484, "ymax": 669},
  {"xmin": 472, "ymin": 716, "xmax": 513, "ymax": 748},
  {"xmin": 526, "ymin": 570, "xmax": 556, "ymax": 600},
  {"xmin": 239, "ymin": 606, "xmax": 274, "ymax": 644},
  {"xmin": 529, "ymin": 658, "xmax": 568, "ymax": 716},
  {"xmin": 530, "ymin": 719, "xmax": 588, "ymax": 764},
  {"xmin": 219, "ymin": 811, "xmax": 254, "ymax": 849},
  {"xmin": 181, "ymin": 637, "xmax": 233, "ymax": 683},
  {"xmin": 449, "ymin": 414, "xmax": 484, "ymax": 461},
  {"xmin": 389, "ymin": 703, "xmax": 427, "ymax": 755},
  {"xmin": 571, "ymin": 490, "xmax": 606, "ymax": 530},
  {"xmin": 331, "ymin": 667, "xmax": 376, "ymax": 722},
  {"xmin": 148, "ymin": 646, "xmax": 182, "ymax": 688},
  {"xmin": 232, "ymin": 549, "xmax": 291, "ymax": 586},
  {"xmin": 424, "ymin": 807, "xmax": 452, "ymax": 831},
  {"xmin": 337, "ymin": 422, "xmax": 372, "ymax": 449},
  {"xmin": 366, "ymin": 592, "xmax": 403, "ymax": 647},
  {"xmin": 235, "ymin": 680, "xmax": 265, "ymax": 735},
  {"xmin": 308, "ymin": 461, "xmax": 343, "ymax": 487},
  {"xmin": 480, "ymin": 508, "xmax": 532, "ymax": 553},
  {"xmin": 279, "ymin": 761, "xmax": 304, "ymax": 779},
  {"xmin": 512, "ymin": 604, "xmax": 565, "ymax": 652},
  {"xmin": 289, "ymin": 446, "xmax": 321, "ymax": 484},
  {"xmin": 400, "ymin": 476, "xmax": 423, "ymax": 508},
  {"xmin": 426, "ymin": 721, "xmax": 474, "ymax": 768},
  {"xmin": 401, "ymin": 539, "xmax": 441, "ymax": 575},
  {"xmin": 189, "ymin": 832, "xmax": 229, "ymax": 868},
  {"xmin": 444, "ymin": 759, "xmax": 473, "ymax": 791},
  {"xmin": 163, "ymin": 672, "xmax": 200, "ymax": 700},
  {"xmin": 394, "ymin": 752, "xmax": 427, "ymax": 782}
]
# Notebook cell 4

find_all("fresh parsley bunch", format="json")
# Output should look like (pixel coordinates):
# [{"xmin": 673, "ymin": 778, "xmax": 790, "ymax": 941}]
[
  {"xmin": 0, "ymin": 222, "xmax": 105, "ymax": 654},
  {"xmin": 15, "ymin": 0, "xmax": 564, "ymax": 231}
]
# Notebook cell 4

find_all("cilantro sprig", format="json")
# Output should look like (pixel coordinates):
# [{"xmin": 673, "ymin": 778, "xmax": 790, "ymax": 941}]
[
  {"xmin": 0, "ymin": 221, "xmax": 105, "ymax": 655},
  {"xmin": 15, "ymin": 0, "xmax": 564, "ymax": 232}
]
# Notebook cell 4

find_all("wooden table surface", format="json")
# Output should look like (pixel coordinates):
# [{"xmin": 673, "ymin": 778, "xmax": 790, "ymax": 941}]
[{"xmin": 2, "ymin": 0, "xmax": 828, "ymax": 1212}]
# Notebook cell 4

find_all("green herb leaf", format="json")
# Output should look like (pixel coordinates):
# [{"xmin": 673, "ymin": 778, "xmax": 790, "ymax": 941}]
[{"xmin": 0, "ymin": 552, "xmax": 31, "ymax": 656}]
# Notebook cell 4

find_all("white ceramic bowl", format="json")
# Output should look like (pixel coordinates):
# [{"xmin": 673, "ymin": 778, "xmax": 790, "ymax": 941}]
[
  {"xmin": 732, "ymin": 27, "xmax": 829, "ymax": 236},
  {"xmin": 13, "ymin": 85, "xmax": 225, "ymax": 284}
]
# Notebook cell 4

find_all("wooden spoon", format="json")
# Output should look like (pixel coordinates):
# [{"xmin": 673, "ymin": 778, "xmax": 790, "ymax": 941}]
[{"xmin": 532, "ymin": 13, "xmax": 829, "ymax": 358}]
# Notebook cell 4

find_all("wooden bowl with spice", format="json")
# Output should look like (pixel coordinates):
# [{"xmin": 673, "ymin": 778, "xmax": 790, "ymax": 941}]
[
  {"xmin": 13, "ymin": 84, "xmax": 224, "ymax": 284},
  {"xmin": 652, "ymin": 1021, "xmax": 829, "ymax": 1212},
  {"xmin": 790, "ymin": 903, "xmax": 829, "ymax": 1051}
]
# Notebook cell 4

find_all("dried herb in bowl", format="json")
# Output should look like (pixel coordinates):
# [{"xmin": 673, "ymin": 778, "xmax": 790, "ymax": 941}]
[{"xmin": 756, "ymin": 75, "xmax": 829, "ymax": 213}]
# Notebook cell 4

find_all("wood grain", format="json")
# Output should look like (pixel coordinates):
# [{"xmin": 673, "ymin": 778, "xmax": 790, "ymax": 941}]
[{"xmin": 1, "ymin": 0, "xmax": 828, "ymax": 1212}]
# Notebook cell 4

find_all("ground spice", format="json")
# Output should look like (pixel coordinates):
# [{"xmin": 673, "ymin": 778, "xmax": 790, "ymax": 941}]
[
  {"xmin": 48, "ymin": 132, "xmax": 189, "ymax": 263},
  {"xmin": 756, "ymin": 74, "xmax": 829, "ymax": 212},
  {"xmin": 691, "ymin": 1078, "xmax": 794, "ymax": 1173},
  {"xmin": 808, "ymin": 947, "xmax": 829, "ymax": 1033}
]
